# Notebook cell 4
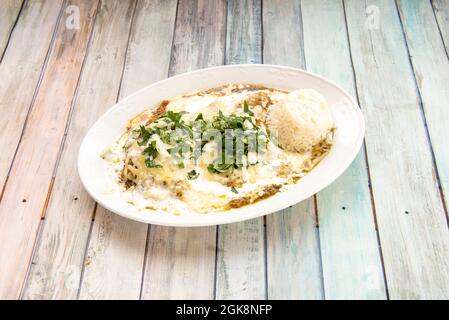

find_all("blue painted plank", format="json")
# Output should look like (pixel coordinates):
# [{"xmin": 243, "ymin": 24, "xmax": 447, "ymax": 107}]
[
  {"xmin": 302, "ymin": 0, "xmax": 386, "ymax": 299},
  {"xmin": 345, "ymin": 0, "xmax": 449, "ymax": 299}
]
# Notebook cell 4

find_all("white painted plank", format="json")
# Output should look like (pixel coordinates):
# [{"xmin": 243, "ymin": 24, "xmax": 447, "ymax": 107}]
[
  {"xmin": 215, "ymin": 0, "xmax": 265, "ymax": 300},
  {"xmin": 0, "ymin": 0, "xmax": 23, "ymax": 57},
  {"xmin": 432, "ymin": 0, "xmax": 449, "ymax": 56},
  {"xmin": 262, "ymin": 0, "xmax": 305, "ymax": 67},
  {"xmin": 302, "ymin": 0, "xmax": 386, "ymax": 299},
  {"xmin": 119, "ymin": 0, "xmax": 178, "ymax": 96},
  {"xmin": 143, "ymin": 226, "xmax": 217, "ymax": 299},
  {"xmin": 345, "ymin": 0, "xmax": 449, "ymax": 299},
  {"xmin": 263, "ymin": 0, "xmax": 323, "ymax": 299},
  {"xmin": 141, "ymin": 0, "xmax": 227, "ymax": 299},
  {"xmin": 0, "ymin": 0, "xmax": 63, "ymax": 193},
  {"xmin": 397, "ymin": 0, "xmax": 449, "ymax": 228},
  {"xmin": 0, "ymin": 0, "xmax": 98, "ymax": 300},
  {"xmin": 266, "ymin": 202, "xmax": 322, "ymax": 299},
  {"xmin": 79, "ymin": 0, "xmax": 178, "ymax": 300},
  {"xmin": 79, "ymin": 207, "xmax": 148, "ymax": 300},
  {"xmin": 22, "ymin": 0, "xmax": 136, "ymax": 300}
]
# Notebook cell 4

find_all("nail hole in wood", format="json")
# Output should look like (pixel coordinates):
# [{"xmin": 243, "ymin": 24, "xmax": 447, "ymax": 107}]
[
  {"xmin": 405, "ymin": 211, "xmax": 409, "ymax": 215},
  {"xmin": 22, "ymin": 199, "xmax": 26, "ymax": 203},
  {"xmin": 342, "ymin": 206, "xmax": 346, "ymax": 210}
]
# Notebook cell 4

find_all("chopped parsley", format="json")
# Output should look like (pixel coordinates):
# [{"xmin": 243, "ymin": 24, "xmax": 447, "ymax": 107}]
[
  {"xmin": 142, "ymin": 140, "xmax": 162, "ymax": 168},
  {"xmin": 136, "ymin": 108, "xmax": 267, "ymax": 174},
  {"xmin": 187, "ymin": 169, "xmax": 200, "ymax": 180},
  {"xmin": 243, "ymin": 100, "xmax": 254, "ymax": 116},
  {"xmin": 165, "ymin": 110, "xmax": 187, "ymax": 124},
  {"xmin": 230, "ymin": 187, "xmax": 239, "ymax": 194}
]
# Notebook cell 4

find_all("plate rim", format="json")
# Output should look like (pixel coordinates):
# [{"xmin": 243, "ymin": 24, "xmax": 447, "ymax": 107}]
[{"xmin": 78, "ymin": 64, "xmax": 365, "ymax": 226}]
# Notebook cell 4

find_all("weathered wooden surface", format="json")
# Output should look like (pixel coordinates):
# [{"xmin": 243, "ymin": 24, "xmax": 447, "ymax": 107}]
[
  {"xmin": 397, "ymin": 0, "xmax": 449, "ymax": 223},
  {"xmin": 79, "ymin": 0, "xmax": 177, "ymax": 300},
  {"xmin": 23, "ymin": 0, "xmax": 137, "ymax": 300},
  {"xmin": 345, "ymin": 0, "xmax": 449, "ymax": 299},
  {"xmin": 0, "ymin": 0, "xmax": 63, "ymax": 193},
  {"xmin": 0, "ymin": 0, "xmax": 448, "ymax": 300},
  {"xmin": 0, "ymin": 0, "xmax": 23, "ymax": 58},
  {"xmin": 432, "ymin": 0, "xmax": 449, "ymax": 56},
  {"xmin": 0, "ymin": 0, "xmax": 98, "ymax": 299}
]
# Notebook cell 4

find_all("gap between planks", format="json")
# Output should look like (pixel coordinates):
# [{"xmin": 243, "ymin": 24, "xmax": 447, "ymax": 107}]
[
  {"xmin": 22, "ymin": 0, "xmax": 139, "ymax": 300},
  {"xmin": 0, "ymin": 0, "xmax": 99, "ymax": 299},
  {"xmin": 0, "ymin": 0, "xmax": 66, "ymax": 200},
  {"xmin": 0, "ymin": 0, "xmax": 25, "ymax": 63},
  {"xmin": 344, "ymin": 0, "xmax": 449, "ymax": 299},
  {"xmin": 395, "ymin": 0, "xmax": 449, "ymax": 225},
  {"xmin": 79, "ymin": 0, "xmax": 178, "ymax": 300}
]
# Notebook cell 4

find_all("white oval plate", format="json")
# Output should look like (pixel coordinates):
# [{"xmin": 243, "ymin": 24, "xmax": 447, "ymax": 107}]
[{"xmin": 78, "ymin": 64, "xmax": 364, "ymax": 227}]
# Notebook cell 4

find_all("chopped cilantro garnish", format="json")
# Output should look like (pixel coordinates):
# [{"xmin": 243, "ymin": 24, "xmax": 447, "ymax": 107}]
[
  {"xmin": 165, "ymin": 110, "xmax": 187, "ymax": 124},
  {"xmin": 136, "ymin": 109, "xmax": 267, "ymax": 175},
  {"xmin": 137, "ymin": 125, "xmax": 153, "ymax": 146},
  {"xmin": 142, "ymin": 140, "xmax": 162, "ymax": 168},
  {"xmin": 187, "ymin": 169, "xmax": 199, "ymax": 180},
  {"xmin": 231, "ymin": 187, "xmax": 238, "ymax": 194},
  {"xmin": 145, "ymin": 159, "xmax": 162, "ymax": 168},
  {"xmin": 243, "ymin": 100, "xmax": 254, "ymax": 116}
]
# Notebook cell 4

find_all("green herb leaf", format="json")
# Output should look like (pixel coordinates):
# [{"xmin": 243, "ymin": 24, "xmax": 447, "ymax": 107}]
[
  {"xmin": 187, "ymin": 169, "xmax": 200, "ymax": 180},
  {"xmin": 165, "ymin": 110, "xmax": 187, "ymax": 124},
  {"xmin": 137, "ymin": 125, "xmax": 153, "ymax": 146},
  {"xmin": 143, "ymin": 140, "xmax": 158, "ymax": 159},
  {"xmin": 243, "ymin": 100, "xmax": 254, "ymax": 116},
  {"xmin": 145, "ymin": 158, "xmax": 162, "ymax": 168},
  {"xmin": 230, "ymin": 187, "xmax": 238, "ymax": 194},
  {"xmin": 207, "ymin": 162, "xmax": 234, "ymax": 174}
]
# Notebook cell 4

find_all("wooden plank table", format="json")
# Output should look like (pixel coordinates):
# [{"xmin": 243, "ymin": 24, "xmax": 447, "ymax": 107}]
[{"xmin": 0, "ymin": 0, "xmax": 448, "ymax": 300}]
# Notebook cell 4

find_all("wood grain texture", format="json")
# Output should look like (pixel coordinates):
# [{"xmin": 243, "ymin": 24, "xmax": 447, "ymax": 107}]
[
  {"xmin": 215, "ymin": 0, "xmax": 265, "ymax": 300},
  {"xmin": 79, "ymin": 0, "xmax": 177, "ymax": 300},
  {"xmin": 144, "ymin": 226, "xmax": 217, "ymax": 299},
  {"xmin": 0, "ymin": 0, "xmax": 445, "ymax": 301},
  {"xmin": 263, "ymin": 0, "xmax": 323, "ymax": 299},
  {"xmin": 141, "ymin": 0, "xmax": 226, "ymax": 300},
  {"xmin": 266, "ymin": 202, "xmax": 323, "ymax": 299},
  {"xmin": 225, "ymin": 0, "xmax": 262, "ymax": 65},
  {"xmin": 0, "ymin": 0, "xmax": 98, "ymax": 300},
  {"xmin": 345, "ymin": 0, "xmax": 449, "ymax": 299},
  {"xmin": 168, "ymin": 0, "xmax": 226, "ymax": 74},
  {"xmin": 432, "ymin": 0, "xmax": 449, "ymax": 56},
  {"xmin": 397, "ymin": 0, "xmax": 449, "ymax": 224},
  {"xmin": 79, "ymin": 207, "xmax": 148, "ymax": 300},
  {"xmin": 0, "ymin": 0, "xmax": 24, "ymax": 57},
  {"xmin": 0, "ymin": 0, "xmax": 63, "ymax": 193},
  {"xmin": 262, "ymin": 0, "xmax": 305, "ymax": 67},
  {"xmin": 302, "ymin": 0, "xmax": 386, "ymax": 299},
  {"xmin": 22, "ymin": 0, "xmax": 136, "ymax": 300},
  {"xmin": 119, "ymin": 0, "xmax": 179, "ymax": 96}
]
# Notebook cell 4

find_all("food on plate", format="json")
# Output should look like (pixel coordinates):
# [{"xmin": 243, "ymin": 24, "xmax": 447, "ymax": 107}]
[
  {"xmin": 101, "ymin": 84, "xmax": 335, "ymax": 215},
  {"xmin": 266, "ymin": 89, "xmax": 334, "ymax": 153}
]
